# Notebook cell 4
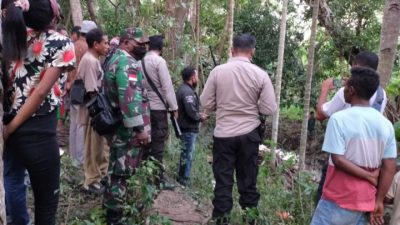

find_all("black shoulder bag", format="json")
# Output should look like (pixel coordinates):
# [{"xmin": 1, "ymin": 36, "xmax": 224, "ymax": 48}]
[
  {"xmin": 141, "ymin": 59, "xmax": 182, "ymax": 138},
  {"xmin": 70, "ymin": 79, "xmax": 86, "ymax": 105},
  {"xmin": 86, "ymin": 86, "xmax": 122, "ymax": 136}
]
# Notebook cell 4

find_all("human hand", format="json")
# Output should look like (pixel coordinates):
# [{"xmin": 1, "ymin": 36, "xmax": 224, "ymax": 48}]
[
  {"xmin": 370, "ymin": 201, "xmax": 384, "ymax": 225},
  {"xmin": 321, "ymin": 78, "xmax": 335, "ymax": 91},
  {"xmin": 172, "ymin": 111, "xmax": 178, "ymax": 119},
  {"xmin": 368, "ymin": 169, "xmax": 380, "ymax": 187},
  {"xmin": 200, "ymin": 113, "xmax": 208, "ymax": 122}
]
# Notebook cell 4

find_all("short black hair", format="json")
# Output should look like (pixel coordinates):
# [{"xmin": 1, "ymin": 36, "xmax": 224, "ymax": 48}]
[
  {"xmin": 233, "ymin": 33, "xmax": 256, "ymax": 51},
  {"xmin": 181, "ymin": 66, "xmax": 196, "ymax": 81},
  {"xmin": 71, "ymin": 26, "xmax": 81, "ymax": 35},
  {"xmin": 354, "ymin": 51, "xmax": 379, "ymax": 71},
  {"xmin": 348, "ymin": 67, "xmax": 380, "ymax": 100},
  {"xmin": 86, "ymin": 28, "xmax": 105, "ymax": 48},
  {"xmin": 149, "ymin": 35, "xmax": 164, "ymax": 51}
]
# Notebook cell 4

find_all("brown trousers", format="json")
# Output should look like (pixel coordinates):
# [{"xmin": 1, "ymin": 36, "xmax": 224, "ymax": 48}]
[{"xmin": 83, "ymin": 124, "xmax": 110, "ymax": 188}]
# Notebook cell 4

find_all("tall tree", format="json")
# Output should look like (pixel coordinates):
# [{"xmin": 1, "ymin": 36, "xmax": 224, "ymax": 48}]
[
  {"xmin": 165, "ymin": 0, "xmax": 190, "ymax": 67},
  {"xmin": 271, "ymin": 0, "xmax": 289, "ymax": 168},
  {"xmin": 69, "ymin": 0, "xmax": 83, "ymax": 26},
  {"xmin": 227, "ymin": 0, "xmax": 235, "ymax": 58},
  {"xmin": 377, "ymin": 0, "xmax": 400, "ymax": 87},
  {"xmin": 195, "ymin": 0, "xmax": 201, "ymax": 72},
  {"xmin": 299, "ymin": 0, "xmax": 319, "ymax": 171},
  {"xmin": 87, "ymin": 0, "xmax": 101, "ymax": 28}
]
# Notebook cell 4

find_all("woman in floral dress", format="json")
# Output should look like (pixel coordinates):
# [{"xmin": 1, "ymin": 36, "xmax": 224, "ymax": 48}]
[{"xmin": 2, "ymin": 0, "xmax": 75, "ymax": 224}]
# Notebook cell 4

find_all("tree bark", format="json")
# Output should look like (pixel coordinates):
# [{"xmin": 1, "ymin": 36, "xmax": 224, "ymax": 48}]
[
  {"xmin": 164, "ymin": 0, "xmax": 190, "ymax": 68},
  {"xmin": 377, "ymin": 0, "xmax": 400, "ymax": 88},
  {"xmin": 87, "ymin": 0, "xmax": 101, "ymax": 28},
  {"xmin": 270, "ymin": 0, "xmax": 288, "ymax": 169},
  {"xmin": 69, "ymin": 0, "xmax": 83, "ymax": 26},
  {"xmin": 194, "ymin": 0, "xmax": 201, "ymax": 73},
  {"xmin": 217, "ymin": 16, "xmax": 229, "ymax": 62},
  {"xmin": 304, "ymin": 0, "xmax": 359, "ymax": 64},
  {"xmin": 227, "ymin": 0, "xmax": 235, "ymax": 58},
  {"xmin": 299, "ymin": 0, "xmax": 319, "ymax": 171}
]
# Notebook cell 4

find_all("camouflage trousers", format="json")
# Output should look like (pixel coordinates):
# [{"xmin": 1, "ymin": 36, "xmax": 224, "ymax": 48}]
[{"xmin": 103, "ymin": 126, "xmax": 144, "ymax": 223}]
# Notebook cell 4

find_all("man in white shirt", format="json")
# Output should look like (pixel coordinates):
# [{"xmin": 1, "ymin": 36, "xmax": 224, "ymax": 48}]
[{"xmin": 315, "ymin": 51, "xmax": 388, "ymax": 203}]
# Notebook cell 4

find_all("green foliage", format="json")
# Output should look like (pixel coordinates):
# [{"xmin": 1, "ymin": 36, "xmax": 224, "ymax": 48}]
[
  {"xmin": 234, "ymin": 2, "xmax": 306, "ymax": 106},
  {"xmin": 280, "ymin": 105, "xmax": 304, "ymax": 121},
  {"xmin": 164, "ymin": 126, "xmax": 317, "ymax": 225},
  {"xmin": 394, "ymin": 120, "xmax": 400, "ymax": 142},
  {"xmin": 386, "ymin": 77, "xmax": 400, "ymax": 99}
]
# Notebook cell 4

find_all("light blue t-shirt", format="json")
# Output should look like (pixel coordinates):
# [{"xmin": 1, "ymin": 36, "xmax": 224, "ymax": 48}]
[{"xmin": 322, "ymin": 106, "xmax": 397, "ymax": 169}]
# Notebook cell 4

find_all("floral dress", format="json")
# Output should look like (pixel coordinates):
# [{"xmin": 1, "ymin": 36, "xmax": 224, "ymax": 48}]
[{"xmin": 6, "ymin": 28, "xmax": 76, "ymax": 117}]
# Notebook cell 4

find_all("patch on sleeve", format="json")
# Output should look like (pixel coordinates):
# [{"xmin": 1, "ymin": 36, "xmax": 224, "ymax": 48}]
[{"xmin": 185, "ymin": 95, "xmax": 194, "ymax": 103}]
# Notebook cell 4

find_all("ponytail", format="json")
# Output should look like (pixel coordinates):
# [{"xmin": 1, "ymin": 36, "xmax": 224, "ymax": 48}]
[
  {"xmin": 2, "ymin": 0, "xmax": 56, "ymax": 61},
  {"xmin": 2, "ymin": 4, "xmax": 27, "ymax": 61}
]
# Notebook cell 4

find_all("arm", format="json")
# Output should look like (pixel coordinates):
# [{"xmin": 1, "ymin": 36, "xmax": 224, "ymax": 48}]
[
  {"xmin": 370, "ymin": 158, "xmax": 396, "ymax": 225},
  {"xmin": 258, "ymin": 75, "xmax": 277, "ymax": 115},
  {"xmin": 158, "ymin": 59, "xmax": 178, "ymax": 111},
  {"xmin": 331, "ymin": 154, "xmax": 380, "ymax": 186},
  {"xmin": 115, "ymin": 57, "xmax": 144, "ymax": 131},
  {"xmin": 316, "ymin": 78, "xmax": 334, "ymax": 121},
  {"xmin": 182, "ymin": 91, "xmax": 201, "ymax": 122},
  {"xmin": 200, "ymin": 70, "xmax": 217, "ymax": 114},
  {"xmin": 4, "ymin": 67, "xmax": 62, "ymax": 139}
]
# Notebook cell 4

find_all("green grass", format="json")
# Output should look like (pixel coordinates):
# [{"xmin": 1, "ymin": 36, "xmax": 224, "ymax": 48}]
[{"xmin": 164, "ymin": 125, "xmax": 317, "ymax": 225}]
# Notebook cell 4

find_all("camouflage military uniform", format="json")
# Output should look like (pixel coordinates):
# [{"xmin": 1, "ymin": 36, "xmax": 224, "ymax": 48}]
[{"xmin": 102, "ymin": 48, "xmax": 151, "ymax": 222}]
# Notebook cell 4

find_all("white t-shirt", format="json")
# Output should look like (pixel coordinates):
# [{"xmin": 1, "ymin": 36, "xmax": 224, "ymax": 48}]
[
  {"xmin": 322, "ymin": 87, "xmax": 387, "ymax": 116},
  {"xmin": 322, "ymin": 106, "xmax": 397, "ymax": 211}
]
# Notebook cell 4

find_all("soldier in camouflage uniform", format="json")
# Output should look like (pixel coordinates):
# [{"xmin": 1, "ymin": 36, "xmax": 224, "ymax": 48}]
[{"xmin": 102, "ymin": 27, "xmax": 150, "ymax": 224}]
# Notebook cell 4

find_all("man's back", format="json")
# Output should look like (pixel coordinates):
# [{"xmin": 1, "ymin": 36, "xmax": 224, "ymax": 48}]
[
  {"xmin": 322, "ymin": 106, "xmax": 397, "ymax": 211},
  {"xmin": 200, "ymin": 57, "xmax": 276, "ymax": 138},
  {"xmin": 142, "ymin": 52, "xmax": 177, "ymax": 111}
]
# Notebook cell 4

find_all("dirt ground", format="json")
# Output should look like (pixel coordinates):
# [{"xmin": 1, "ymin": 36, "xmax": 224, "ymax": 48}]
[{"xmin": 152, "ymin": 189, "xmax": 212, "ymax": 225}]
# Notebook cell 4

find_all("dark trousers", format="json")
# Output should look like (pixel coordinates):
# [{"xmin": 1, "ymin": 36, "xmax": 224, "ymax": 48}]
[
  {"xmin": 143, "ymin": 110, "xmax": 168, "ymax": 176},
  {"xmin": 4, "ymin": 132, "xmax": 60, "ymax": 225},
  {"xmin": 212, "ymin": 128, "xmax": 261, "ymax": 218},
  {"xmin": 315, "ymin": 162, "xmax": 328, "ymax": 204}
]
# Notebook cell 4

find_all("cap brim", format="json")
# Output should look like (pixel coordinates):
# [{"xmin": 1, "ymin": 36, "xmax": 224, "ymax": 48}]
[{"xmin": 134, "ymin": 36, "xmax": 149, "ymax": 44}]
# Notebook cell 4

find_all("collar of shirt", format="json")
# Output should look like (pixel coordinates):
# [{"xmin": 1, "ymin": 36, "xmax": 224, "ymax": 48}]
[
  {"xmin": 228, "ymin": 56, "xmax": 251, "ymax": 63},
  {"xmin": 119, "ymin": 49, "xmax": 132, "ymax": 58}
]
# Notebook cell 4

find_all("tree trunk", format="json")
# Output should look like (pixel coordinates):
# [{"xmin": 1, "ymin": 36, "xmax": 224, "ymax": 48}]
[
  {"xmin": 87, "ymin": 0, "xmax": 101, "ymax": 28},
  {"xmin": 69, "ymin": 0, "xmax": 83, "ymax": 26},
  {"xmin": 270, "ymin": 0, "xmax": 288, "ymax": 168},
  {"xmin": 227, "ymin": 0, "xmax": 235, "ymax": 58},
  {"xmin": 217, "ymin": 16, "xmax": 229, "ymax": 62},
  {"xmin": 164, "ymin": 0, "xmax": 190, "ymax": 69},
  {"xmin": 299, "ymin": 0, "xmax": 319, "ymax": 171},
  {"xmin": 377, "ymin": 0, "xmax": 400, "ymax": 88},
  {"xmin": 304, "ymin": 0, "xmax": 359, "ymax": 64},
  {"xmin": 195, "ymin": 0, "xmax": 201, "ymax": 72}
]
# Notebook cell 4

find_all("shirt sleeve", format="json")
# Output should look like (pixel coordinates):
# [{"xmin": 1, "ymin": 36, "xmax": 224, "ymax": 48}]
[
  {"xmin": 48, "ymin": 33, "xmax": 76, "ymax": 72},
  {"xmin": 200, "ymin": 69, "xmax": 217, "ymax": 113},
  {"xmin": 258, "ymin": 74, "xmax": 277, "ymax": 115},
  {"xmin": 322, "ymin": 116, "xmax": 346, "ymax": 155},
  {"xmin": 158, "ymin": 59, "xmax": 178, "ymax": 111},
  {"xmin": 383, "ymin": 125, "xmax": 397, "ymax": 159},
  {"xmin": 78, "ymin": 58, "xmax": 100, "ymax": 92},
  {"xmin": 182, "ymin": 92, "xmax": 201, "ymax": 122},
  {"xmin": 115, "ymin": 56, "xmax": 144, "ymax": 128},
  {"xmin": 322, "ymin": 88, "xmax": 349, "ymax": 117}
]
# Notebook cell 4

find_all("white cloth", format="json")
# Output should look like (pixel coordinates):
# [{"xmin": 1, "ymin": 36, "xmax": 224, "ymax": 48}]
[{"xmin": 322, "ymin": 87, "xmax": 387, "ymax": 117}]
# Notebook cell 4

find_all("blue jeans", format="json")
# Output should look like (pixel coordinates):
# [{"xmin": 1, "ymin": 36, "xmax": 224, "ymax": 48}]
[
  {"xmin": 311, "ymin": 199, "xmax": 367, "ymax": 225},
  {"xmin": 4, "ymin": 150, "xmax": 30, "ymax": 225},
  {"xmin": 178, "ymin": 132, "xmax": 198, "ymax": 183}
]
